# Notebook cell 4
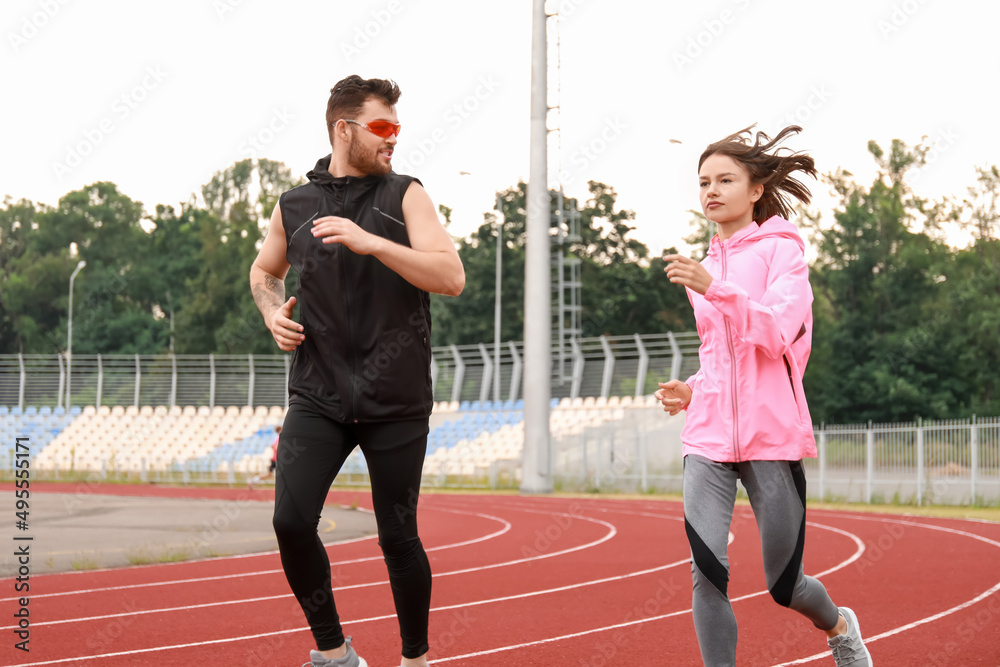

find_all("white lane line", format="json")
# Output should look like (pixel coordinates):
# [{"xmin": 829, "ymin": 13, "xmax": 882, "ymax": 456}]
[
  {"xmin": 0, "ymin": 507, "xmax": 510, "ymax": 603},
  {"xmin": 430, "ymin": 519, "xmax": 864, "ymax": 663},
  {"xmin": 0, "ymin": 506, "xmax": 611, "ymax": 626},
  {"xmin": 2, "ymin": 509, "xmax": 609, "ymax": 618},
  {"xmin": 3, "ymin": 506, "xmax": 623, "ymax": 665},
  {"xmin": 12, "ymin": 510, "xmax": 646, "ymax": 631},
  {"xmin": 769, "ymin": 516, "xmax": 1000, "ymax": 666},
  {"xmin": 5, "ymin": 556, "xmax": 689, "ymax": 632}
]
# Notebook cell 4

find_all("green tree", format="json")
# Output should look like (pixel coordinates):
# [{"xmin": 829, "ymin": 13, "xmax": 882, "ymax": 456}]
[
  {"xmin": 0, "ymin": 183, "xmax": 169, "ymax": 356},
  {"xmin": 571, "ymin": 181, "xmax": 693, "ymax": 336},
  {"xmin": 430, "ymin": 182, "xmax": 526, "ymax": 346},
  {"xmin": 805, "ymin": 140, "xmax": 956, "ymax": 422},
  {"xmin": 430, "ymin": 180, "xmax": 694, "ymax": 346},
  {"xmin": 174, "ymin": 159, "xmax": 301, "ymax": 354}
]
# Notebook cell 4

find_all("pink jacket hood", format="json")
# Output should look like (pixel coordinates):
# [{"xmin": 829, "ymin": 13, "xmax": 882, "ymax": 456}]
[{"xmin": 681, "ymin": 215, "xmax": 816, "ymax": 462}]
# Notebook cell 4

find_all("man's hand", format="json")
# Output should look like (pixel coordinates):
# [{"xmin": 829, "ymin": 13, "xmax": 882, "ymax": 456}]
[
  {"xmin": 312, "ymin": 216, "xmax": 385, "ymax": 255},
  {"xmin": 664, "ymin": 254, "xmax": 713, "ymax": 295},
  {"xmin": 654, "ymin": 380, "xmax": 692, "ymax": 416},
  {"xmin": 269, "ymin": 296, "xmax": 304, "ymax": 352}
]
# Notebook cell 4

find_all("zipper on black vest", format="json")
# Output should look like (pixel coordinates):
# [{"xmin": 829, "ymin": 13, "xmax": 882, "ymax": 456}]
[{"xmin": 342, "ymin": 176, "xmax": 359, "ymax": 422}]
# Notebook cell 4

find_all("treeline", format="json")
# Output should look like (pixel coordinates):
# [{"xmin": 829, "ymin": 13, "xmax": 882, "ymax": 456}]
[{"xmin": 0, "ymin": 142, "xmax": 997, "ymax": 422}]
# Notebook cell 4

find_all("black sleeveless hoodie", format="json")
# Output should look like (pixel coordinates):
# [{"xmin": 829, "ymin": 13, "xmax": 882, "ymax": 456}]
[{"xmin": 278, "ymin": 155, "xmax": 433, "ymax": 422}]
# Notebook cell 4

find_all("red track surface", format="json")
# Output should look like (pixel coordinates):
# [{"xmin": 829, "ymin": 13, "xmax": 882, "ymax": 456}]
[{"xmin": 3, "ymin": 485, "xmax": 999, "ymax": 666}]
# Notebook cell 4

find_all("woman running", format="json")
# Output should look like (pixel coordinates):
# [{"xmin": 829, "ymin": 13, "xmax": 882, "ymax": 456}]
[{"xmin": 657, "ymin": 125, "xmax": 873, "ymax": 667}]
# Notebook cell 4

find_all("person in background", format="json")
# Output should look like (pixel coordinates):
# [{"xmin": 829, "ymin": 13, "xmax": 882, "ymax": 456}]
[{"xmin": 248, "ymin": 424, "xmax": 281, "ymax": 490}]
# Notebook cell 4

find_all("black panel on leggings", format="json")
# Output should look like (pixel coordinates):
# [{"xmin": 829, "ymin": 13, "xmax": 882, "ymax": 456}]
[
  {"xmin": 685, "ymin": 517, "xmax": 729, "ymax": 596},
  {"xmin": 769, "ymin": 461, "xmax": 807, "ymax": 607}
]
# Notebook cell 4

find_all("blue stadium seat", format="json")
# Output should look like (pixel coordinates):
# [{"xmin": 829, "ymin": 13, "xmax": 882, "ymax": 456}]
[
  {"xmin": 0, "ymin": 406, "xmax": 8, "ymax": 416},
  {"xmin": 70, "ymin": 406, "xmax": 82, "ymax": 416}
]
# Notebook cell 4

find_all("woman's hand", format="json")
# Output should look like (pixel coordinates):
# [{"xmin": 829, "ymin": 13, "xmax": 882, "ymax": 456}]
[
  {"xmin": 654, "ymin": 380, "xmax": 692, "ymax": 416},
  {"xmin": 664, "ymin": 254, "xmax": 713, "ymax": 295}
]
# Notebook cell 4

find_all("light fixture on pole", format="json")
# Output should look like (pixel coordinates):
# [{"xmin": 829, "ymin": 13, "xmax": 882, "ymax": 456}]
[
  {"xmin": 493, "ymin": 192, "xmax": 502, "ymax": 403},
  {"xmin": 66, "ymin": 259, "xmax": 86, "ymax": 409}
]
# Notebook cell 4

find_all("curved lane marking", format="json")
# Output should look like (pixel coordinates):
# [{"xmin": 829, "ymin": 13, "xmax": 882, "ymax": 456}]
[
  {"xmin": 770, "ymin": 515, "xmax": 1000, "ymax": 666},
  {"xmin": 0, "ymin": 506, "xmax": 510, "ymax": 603}
]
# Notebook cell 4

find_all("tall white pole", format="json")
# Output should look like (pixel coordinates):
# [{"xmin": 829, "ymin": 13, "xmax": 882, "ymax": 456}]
[
  {"xmin": 66, "ymin": 260, "xmax": 86, "ymax": 409},
  {"xmin": 521, "ymin": 0, "xmax": 552, "ymax": 494},
  {"xmin": 494, "ymin": 194, "xmax": 502, "ymax": 404}
]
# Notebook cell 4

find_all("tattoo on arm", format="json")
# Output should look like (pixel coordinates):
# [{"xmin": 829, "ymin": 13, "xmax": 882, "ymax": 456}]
[{"xmin": 252, "ymin": 274, "xmax": 285, "ymax": 320}]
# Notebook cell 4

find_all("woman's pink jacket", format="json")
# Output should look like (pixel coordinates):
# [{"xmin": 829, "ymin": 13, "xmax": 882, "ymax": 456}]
[{"xmin": 681, "ymin": 215, "xmax": 817, "ymax": 463}]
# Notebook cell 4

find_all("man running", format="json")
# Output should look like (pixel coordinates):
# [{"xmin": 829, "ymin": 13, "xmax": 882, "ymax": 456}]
[{"xmin": 249, "ymin": 75, "xmax": 464, "ymax": 667}]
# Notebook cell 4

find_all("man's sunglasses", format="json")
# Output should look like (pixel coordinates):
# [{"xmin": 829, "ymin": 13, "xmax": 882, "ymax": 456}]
[{"xmin": 340, "ymin": 118, "xmax": 402, "ymax": 139}]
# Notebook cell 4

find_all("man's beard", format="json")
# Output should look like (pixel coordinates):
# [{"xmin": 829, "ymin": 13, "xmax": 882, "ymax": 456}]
[{"xmin": 347, "ymin": 134, "xmax": 391, "ymax": 176}]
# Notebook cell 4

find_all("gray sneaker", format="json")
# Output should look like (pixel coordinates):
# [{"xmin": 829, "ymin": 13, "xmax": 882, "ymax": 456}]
[
  {"xmin": 301, "ymin": 636, "xmax": 368, "ymax": 667},
  {"xmin": 828, "ymin": 607, "xmax": 873, "ymax": 666}
]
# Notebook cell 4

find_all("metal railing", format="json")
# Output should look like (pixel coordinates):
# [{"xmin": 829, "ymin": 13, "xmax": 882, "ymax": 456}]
[
  {"xmin": 2, "ymin": 408, "xmax": 996, "ymax": 506},
  {"xmin": 0, "ymin": 331, "xmax": 702, "ymax": 409},
  {"xmin": 550, "ymin": 414, "xmax": 1000, "ymax": 506}
]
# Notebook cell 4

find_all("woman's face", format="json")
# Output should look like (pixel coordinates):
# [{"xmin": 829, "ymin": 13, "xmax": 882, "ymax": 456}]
[{"xmin": 698, "ymin": 153, "xmax": 763, "ymax": 226}]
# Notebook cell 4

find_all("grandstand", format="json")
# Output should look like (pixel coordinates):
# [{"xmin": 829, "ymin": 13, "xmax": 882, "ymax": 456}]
[
  {"xmin": 1, "ymin": 394, "xmax": 676, "ymax": 492},
  {"xmin": 1, "ymin": 337, "xmax": 998, "ymax": 504}
]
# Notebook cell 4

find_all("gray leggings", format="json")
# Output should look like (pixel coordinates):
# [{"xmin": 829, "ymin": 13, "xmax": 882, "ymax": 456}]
[{"xmin": 683, "ymin": 454, "xmax": 840, "ymax": 667}]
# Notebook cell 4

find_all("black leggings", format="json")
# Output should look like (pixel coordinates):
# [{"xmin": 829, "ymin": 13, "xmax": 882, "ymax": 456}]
[{"xmin": 272, "ymin": 403, "xmax": 432, "ymax": 658}]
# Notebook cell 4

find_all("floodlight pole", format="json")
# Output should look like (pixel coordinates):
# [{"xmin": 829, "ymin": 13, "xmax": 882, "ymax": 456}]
[
  {"xmin": 521, "ymin": 0, "xmax": 552, "ymax": 494},
  {"xmin": 66, "ymin": 260, "xmax": 86, "ymax": 409},
  {"xmin": 494, "ymin": 193, "xmax": 503, "ymax": 404}
]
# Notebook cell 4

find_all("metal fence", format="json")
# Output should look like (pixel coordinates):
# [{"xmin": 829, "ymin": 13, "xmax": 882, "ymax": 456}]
[
  {"xmin": 10, "ymin": 408, "xmax": 997, "ymax": 507},
  {"xmin": 3, "ymin": 342, "xmax": 998, "ymax": 506},
  {"xmin": 0, "ymin": 332, "xmax": 702, "ymax": 410},
  {"xmin": 549, "ymin": 413, "xmax": 1000, "ymax": 506}
]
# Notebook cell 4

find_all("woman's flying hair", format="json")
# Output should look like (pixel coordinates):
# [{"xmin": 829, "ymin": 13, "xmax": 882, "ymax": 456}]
[{"xmin": 699, "ymin": 125, "xmax": 817, "ymax": 222}]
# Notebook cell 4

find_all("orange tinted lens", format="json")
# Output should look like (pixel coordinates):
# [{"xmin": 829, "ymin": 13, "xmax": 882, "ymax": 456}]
[{"xmin": 367, "ymin": 121, "xmax": 401, "ymax": 138}]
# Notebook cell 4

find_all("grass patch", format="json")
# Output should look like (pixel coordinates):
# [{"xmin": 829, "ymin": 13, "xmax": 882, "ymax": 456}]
[
  {"xmin": 70, "ymin": 556, "xmax": 100, "ymax": 571},
  {"xmin": 126, "ymin": 546, "xmax": 194, "ymax": 565},
  {"xmin": 125, "ymin": 548, "xmax": 157, "ymax": 566}
]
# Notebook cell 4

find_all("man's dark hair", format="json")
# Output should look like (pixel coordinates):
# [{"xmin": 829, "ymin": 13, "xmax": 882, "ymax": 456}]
[{"xmin": 326, "ymin": 75, "xmax": 401, "ymax": 145}]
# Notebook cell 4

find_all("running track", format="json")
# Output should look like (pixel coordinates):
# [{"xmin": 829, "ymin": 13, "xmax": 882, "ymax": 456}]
[{"xmin": 3, "ymin": 486, "xmax": 999, "ymax": 666}]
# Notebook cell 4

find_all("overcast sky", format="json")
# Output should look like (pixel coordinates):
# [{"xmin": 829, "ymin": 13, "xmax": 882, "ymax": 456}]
[{"xmin": 4, "ymin": 0, "xmax": 998, "ymax": 256}]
